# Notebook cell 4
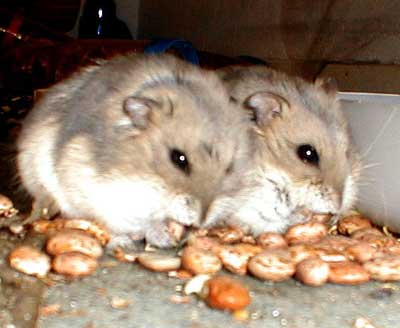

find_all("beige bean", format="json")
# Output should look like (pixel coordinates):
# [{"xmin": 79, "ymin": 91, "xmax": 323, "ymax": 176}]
[
  {"xmin": 317, "ymin": 248, "xmax": 348, "ymax": 263},
  {"xmin": 351, "ymin": 232, "xmax": 396, "ymax": 250},
  {"xmin": 385, "ymin": 243, "xmax": 400, "ymax": 256},
  {"xmin": 215, "ymin": 244, "xmax": 262, "ymax": 275},
  {"xmin": 285, "ymin": 221, "xmax": 328, "ymax": 245},
  {"xmin": 46, "ymin": 230, "xmax": 103, "ymax": 258},
  {"xmin": 137, "ymin": 253, "xmax": 181, "ymax": 272},
  {"xmin": 181, "ymin": 246, "xmax": 222, "ymax": 274},
  {"xmin": 351, "ymin": 228, "xmax": 384, "ymax": 240},
  {"xmin": 295, "ymin": 258, "xmax": 329, "ymax": 286},
  {"xmin": 52, "ymin": 252, "xmax": 97, "ymax": 276},
  {"xmin": 328, "ymin": 261, "xmax": 370, "ymax": 285},
  {"xmin": 315, "ymin": 235, "xmax": 358, "ymax": 252},
  {"xmin": 337, "ymin": 215, "xmax": 372, "ymax": 235},
  {"xmin": 345, "ymin": 243, "xmax": 382, "ymax": 263},
  {"xmin": 363, "ymin": 255, "xmax": 400, "ymax": 281},
  {"xmin": 208, "ymin": 226, "xmax": 245, "ymax": 244},
  {"xmin": 289, "ymin": 244, "xmax": 321, "ymax": 264},
  {"xmin": 248, "ymin": 249, "xmax": 295, "ymax": 282},
  {"xmin": 52, "ymin": 218, "xmax": 110, "ymax": 245},
  {"xmin": 256, "ymin": 232, "xmax": 288, "ymax": 249},
  {"xmin": 9, "ymin": 245, "xmax": 51, "ymax": 278}
]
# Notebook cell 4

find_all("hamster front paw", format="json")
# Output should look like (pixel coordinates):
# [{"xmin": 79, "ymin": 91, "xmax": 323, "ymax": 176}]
[
  {"xmin": 145, "ymin": 219, "xmax": 186, "ymax": 248},
  {"xmin": 107, "ymin": 232, "xmax": 145, "ymax": 250}
]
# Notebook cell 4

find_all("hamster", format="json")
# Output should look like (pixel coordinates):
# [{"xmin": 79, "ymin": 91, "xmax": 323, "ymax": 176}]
[
  {"xmin": 17, "ymin": 54, "xmax": 251, "ymax": 248},
  {"xmin": 205, "ymin": 65, "xmax": 362, "ymax": 235}
]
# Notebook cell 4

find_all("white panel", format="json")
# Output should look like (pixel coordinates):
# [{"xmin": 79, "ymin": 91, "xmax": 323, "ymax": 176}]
[{"xmin": 340, "ymin": 93, "xmax": 400, "ymax": 231}]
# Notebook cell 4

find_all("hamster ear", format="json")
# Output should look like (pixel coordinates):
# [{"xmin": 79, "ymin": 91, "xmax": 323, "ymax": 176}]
[
  {"xmin": 123, "ymin": 96, "xmax": 160, "ymax": 130},
  {"xmin": 314, "ymin": 77, "xmax": 338, "ymax": 96},
  {"xmin": 245, "ymin": 91, "xmax": 289, "ymax": 127}
]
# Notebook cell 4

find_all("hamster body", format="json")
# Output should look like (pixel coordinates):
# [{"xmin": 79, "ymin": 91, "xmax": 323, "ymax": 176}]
[
  {"xmin": 17, "ymin": 54, "xmax": 251, "ymax": 248},
  {"xmin": 206, "ymin": 66, "xmax": 362, "ymax": 234}
]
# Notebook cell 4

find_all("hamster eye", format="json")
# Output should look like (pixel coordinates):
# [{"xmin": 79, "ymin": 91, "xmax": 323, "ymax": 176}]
[
  {"xmin": 297, "ymin": 144, "xmax": 319, "ymax": 166},
  {"xmin": 170, "ymin": 149, "xmax": 190, "ymax": 174}
]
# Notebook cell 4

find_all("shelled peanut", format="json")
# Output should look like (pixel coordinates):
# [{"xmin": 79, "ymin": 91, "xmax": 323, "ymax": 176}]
[
  {"xmin": 175, "ymin": 213, "xmax": 400, "ymax": 287},
  {"xmin": 9, "ymin": 211, "xmax": 400, "ymax": 289},
  {"xmin": 9, "ymin": 218, "xmax": 109, "ymax": 278}
]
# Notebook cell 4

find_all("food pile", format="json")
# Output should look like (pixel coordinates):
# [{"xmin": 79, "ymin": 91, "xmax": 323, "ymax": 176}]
[
  {"xmin": 2, "ymin": 192, "xmax": 400, "ymax": 313},
  {"xmin": 9, "ymin": 217, "xmax": 110, "ymax": 278}
]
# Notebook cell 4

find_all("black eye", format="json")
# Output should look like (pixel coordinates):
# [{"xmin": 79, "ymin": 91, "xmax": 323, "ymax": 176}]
[
  {"xmin": 170, "ymin": 149, "xmax": 190, "ymax": 174},
  {"xmin": 297, "ymin": 144, "xmax": 319, "ymax": 166}
]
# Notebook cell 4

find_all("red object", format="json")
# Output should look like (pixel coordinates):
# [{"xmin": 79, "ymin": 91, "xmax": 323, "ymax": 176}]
[{"xmin": 1, "ymin": 39, "xmax": 249, "ymax": 92}]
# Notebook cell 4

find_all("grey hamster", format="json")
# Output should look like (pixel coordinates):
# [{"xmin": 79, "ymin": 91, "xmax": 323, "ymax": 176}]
[
  {"xmin": 17, "ymin": 54, "xmax": 251, "ymax": 248},
  {"xmin": 205, "ymin": 65, "xmax": 362, "ymax": 235}
]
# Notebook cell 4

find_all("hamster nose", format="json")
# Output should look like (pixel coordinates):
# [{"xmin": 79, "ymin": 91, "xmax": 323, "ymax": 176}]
[
  {"xmin": 199, "ymin": 194, "xmax": 219, "ymax": 224},
  {"xmin": 201, "ymin": 201, "xmax": 212, "ymax": 223}
]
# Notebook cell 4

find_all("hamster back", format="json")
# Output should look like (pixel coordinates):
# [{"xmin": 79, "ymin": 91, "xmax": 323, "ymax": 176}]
[{"xmin": 17, "ymin": 54, "xmax": 251, "ymax": 247}]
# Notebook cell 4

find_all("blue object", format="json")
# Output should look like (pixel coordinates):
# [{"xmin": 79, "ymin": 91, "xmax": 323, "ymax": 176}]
[{"xmin": 144, "ymin": 39, "xmax": 199, "ymax": 66}]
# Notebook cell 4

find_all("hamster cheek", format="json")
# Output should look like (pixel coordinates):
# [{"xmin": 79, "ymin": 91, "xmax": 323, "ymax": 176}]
[
  {"xmin": 203, "ymin": 185, "xmax": 294, "ymax": 235},
  {"xmin": 292, "ymin": 185, "xmax": 341, "ymax": 214}
]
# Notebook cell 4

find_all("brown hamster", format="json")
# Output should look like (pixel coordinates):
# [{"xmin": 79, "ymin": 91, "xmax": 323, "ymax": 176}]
[
  {"xmin": 205, "ymin": 65, "xmax": 362, "ymax": 235},
  {"xmin": 17, "ymin": 54, "xmax": 251, "ymax": 248}
]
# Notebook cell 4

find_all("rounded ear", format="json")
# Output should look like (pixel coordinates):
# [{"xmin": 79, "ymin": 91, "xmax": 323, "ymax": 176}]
[
  {"xmin": 123, "ymin": 97, "xmax": 160, "ymax": 130},
  {"xmin": 245, "ymin": 91, "xmax": 290, "ymax": 127},
  {"xmin": 314, "ymin": 76, "xmax": 338, "ymax": 96}
]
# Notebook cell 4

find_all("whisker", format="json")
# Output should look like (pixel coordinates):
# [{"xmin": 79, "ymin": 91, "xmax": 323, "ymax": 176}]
[
  {"xmin": 360, "ymin": 162, "xmax": 382, "ymax": 170},
  {"xmin": 357, "ymin": 183, "xmax": 374, "ymax": 187},
  {"xmin": 361, "ymin": 107, "xmax": 398, "ymax": 158}
]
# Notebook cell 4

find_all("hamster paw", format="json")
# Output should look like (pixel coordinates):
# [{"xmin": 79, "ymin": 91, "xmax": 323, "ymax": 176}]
[
  {"xmin": 145, "ymin": 220, "xmax": 184, "ymax": 249},
  {"xmin": 107, "ymin": 233, "xmax": 144, "ymax": 251}
]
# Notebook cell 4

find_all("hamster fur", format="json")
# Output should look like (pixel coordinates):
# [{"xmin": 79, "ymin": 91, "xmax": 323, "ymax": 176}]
[
  {"xmin": 17, "ymin": 54, "xmax": 251, "ymax": 248},
  {"xmin": 205, "ymin": 65, "xmax": 362, "ymax": 235}
]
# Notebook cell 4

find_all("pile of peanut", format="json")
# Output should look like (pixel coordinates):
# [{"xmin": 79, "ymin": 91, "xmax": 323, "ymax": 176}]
[
  {"xmin": 8, "ymin": 217, "xmax": 110, "ymax": 278},
  {"xmin": 3, "ymin": 190, "xmax": 400, "ymax": 313},
  {"xmin": 179, "ymin": 214, "xmax": 400, "ymax": 286}
]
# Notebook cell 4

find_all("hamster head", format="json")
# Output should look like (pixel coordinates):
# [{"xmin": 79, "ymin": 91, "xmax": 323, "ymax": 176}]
[
  {"xmin": 93, "ymin": 55, "xmax": 251, "ymax": 223},
  {"xmin": 206, "ymin": 66, "xmax": 362, "ymax": 234},
  {"xmin": 116, "ymin": 85, "xmax": 249, "ymax": 216}
]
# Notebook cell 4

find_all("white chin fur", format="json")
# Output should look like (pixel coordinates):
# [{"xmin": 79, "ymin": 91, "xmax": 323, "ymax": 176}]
[
  {"xmin": 205, "ymin": 167, "xmax": 354, "ymax": 235},
  {"xmin": 204, "ymin": 171, "xmax": 295, "ymax": 234},
  {"xmin": 341, "ymin": 174, "xmax": 357, "ymax": 213}
]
